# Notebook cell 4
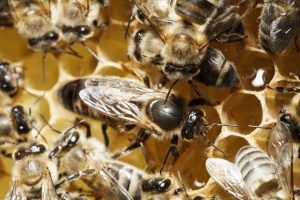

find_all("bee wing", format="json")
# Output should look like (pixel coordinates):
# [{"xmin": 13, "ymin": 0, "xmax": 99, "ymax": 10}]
[
  {"xmin": 268, "ymin": 122, "xmax": 293, "ymax": 197},
  {"xmin": 269, "ymin": 5, "xmax": 299, "ymax": 54},
  {"xmin": 7, "ymin": 181, "xmax": 27, "ymax": 200},
  {"xmin": 0, "ymin": 0, "xmax": 14, "ymax": 27},
  {"xmin": 206, "ymin": 158, "xmax": 252, "ymax": 199},
  {"xmin": 133, "ymin": 0, "xmax": 178, "ymax": 41},
  {"xmin": 79, "ymin": 77, "xmax": 166, "ymax": 130},
  {"xmin": 86, "ymin": 151, "xmax": 134, "ymax": 200},
  {"xmin": 41, "ymin": 169, "xmax": 59, "ymax": 200}
]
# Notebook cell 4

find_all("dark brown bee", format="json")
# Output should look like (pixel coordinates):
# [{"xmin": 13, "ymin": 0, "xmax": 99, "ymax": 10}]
[
  {"xmin": 50, "ymin": 124, "xmax": 193, "ymax": 200},
  {"xmin": 79, "ymin": 76, "xmax": 228, "ymax": 171},
  {"xmin": 259, "ymin": 0, "xmax": 300, "ymax": 54},
  {"xmin": 0, "ymin": 60, "xmax": 23, "ymax": 97},
  {"xmin": 128, "ymin": 0, "xmax": 243, "ymax": 89}
]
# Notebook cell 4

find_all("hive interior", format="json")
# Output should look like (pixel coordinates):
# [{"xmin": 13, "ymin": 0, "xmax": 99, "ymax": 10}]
[{"xmin": 0, "ymin": 0, "xmax": 300, "ymax": 199}]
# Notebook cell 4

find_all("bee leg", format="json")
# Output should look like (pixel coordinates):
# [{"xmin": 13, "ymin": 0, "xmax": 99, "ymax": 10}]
[
  {"xmin": 101, "ymin": 124, "xmax": 109, "ymax": 147},
  {"xmin": 157, "ymin": 76, "xmax": 169, "ymax": 89},
  {"xmin": 266, "ymin": 84, "xmax": 300, "ymax": 94},
  {"xmin": 55, "ymin": 169, "xmax": 95, "ymax": 189},
  {"xmin": 75, "ymin": 118, "xmax": 92, "ymax": 138},
  {"xmin": 121, "ymin": 62, "xmax": 151, "ymax": 88},
  {"xmin": 188, "ymin": 81, "xmax": 219, "ymax": 106},
  {"xmin": 160, "ymin": 135, "xmax": 179, "ymax": 174},
  {"xmin": 1, "ymin": 150, "xmax": 12, "ymax": 158},
  {"xmin": 111, "ymin": 129, "xmax": 149, "ymax": 158}
]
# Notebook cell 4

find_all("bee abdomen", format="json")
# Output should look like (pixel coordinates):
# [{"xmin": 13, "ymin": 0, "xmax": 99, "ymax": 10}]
[
  {"xmin": 236, "ymin": 146, "xmax": 278, "ymax": 195},
  {"xmin": 128, "ymin": 29, "xmax": 163, "ymax": 64},
  {"xmin": 196, "ymin": 47, "xmax": 239, "ymax": 87},
  {"xmin": 108, "ymin": 163, "xmax": 144, "ymax": 200},
  {"xmin": 175, "ymin": 0, "xmax": 216, "ymax": 24},
  {"xmin": 57, "ymin": 79, "xmax": 104, "ymax": 120}
]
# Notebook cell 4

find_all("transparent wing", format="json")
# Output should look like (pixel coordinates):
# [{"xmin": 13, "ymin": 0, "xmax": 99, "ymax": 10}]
[
  {"xmin": 79, "ymin": 77, "xmax": 166, "ymax": 131},
  {"xmin": 206, "ymin": 158, "xmax": 252, "ymax": 200},
  {"xmin": 41, "ymin": 169, "xmax": 59, "ymax": 200},
  {"xmin": 8, "ymin": 181, "xmax": 27, "ymax": 200},
  {"xmin": 133, "ymin": 0, "xmax": 179, "ymax": 41},
  {"xmin": 268, "ymin": 121, "xmax": 293, "ymax": 197},
  {"xmin": 86, "ymin": 151, "xmax": 134, "ymax": 200}
]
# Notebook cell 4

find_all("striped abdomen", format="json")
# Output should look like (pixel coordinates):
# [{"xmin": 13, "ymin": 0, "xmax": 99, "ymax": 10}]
[
  {"xmin": 235, "ymin": 145, "xmax": 278, "ymax": 197},
  {"xmin": 175, "ymin": 0, "xmax": 222, "ymax": 25},
  {"xmin": 195, "ymin": 47, "xmax": 240, "ymax": 88},
  {"xmin": 57, "ymin": 79, "xmax": 105, "ymax": 120},
  {"xmin": 83, "ymin": 161, "xmax": 145, "ymax": 200}
]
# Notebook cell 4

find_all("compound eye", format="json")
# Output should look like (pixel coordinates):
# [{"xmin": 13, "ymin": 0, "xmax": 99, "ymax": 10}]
[
  {"xmin": 31, "ymin": 144, "xmax": 46, "ymax": 153},
  {"xmin": 1, "ymin": 82, "xmax": 14, "ymax": 92},
  {"xmin": 280, "ymin": 114, "xmax": 292, "ymax": 125},
  {"xmin": 78, "ymin": 26, "xmax": 91, "ymax": 35},
  {"xmin": 11, "ymin": 105, "xmax": 23, "ymax": 116},
  {"xmin": 44, "ymin": 31, "xmax": 59, "ymax": 41},
  {"xmin": 28, "ymin": 38, "xmax": 39, "ymax": 47},
  {"xmin": 14, "ymin": 150, "xmax": 26, "ymax": 160},
  {"xmin": 142, "ymin": 177, "xmax": 171, "ymax": 193}
]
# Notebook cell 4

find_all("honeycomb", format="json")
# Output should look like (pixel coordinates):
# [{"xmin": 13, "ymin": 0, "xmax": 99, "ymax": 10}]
[{"xmin": 0, "ymin": 0, "xmax": 299, "ymax": 199}]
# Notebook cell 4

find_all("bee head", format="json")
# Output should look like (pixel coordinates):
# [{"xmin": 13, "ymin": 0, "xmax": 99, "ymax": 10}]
[
  {"xmin": 0, "ymin": 61, "xmax": 18, "ymax": 96},
  {"xmin": 62, "ymin": 25, "xmax": 93, "ymax": 43},
  {"xmin": 181, "ymin": 109, "xmax": 208, "ymax": 140},
  {"xmin": 142, "ymin": 177, "xmax": 172, "ymax": 193},
  {"xmin": 11, "ymin": 105, "xmax": 32, "ymax": 135},
  {"xmin": 28, "ymin": 31, "xmax": 59, "ymax": 51},
  {"xmin": 279, "ymin": 112, "xmax": 300, "ymax": 141}
]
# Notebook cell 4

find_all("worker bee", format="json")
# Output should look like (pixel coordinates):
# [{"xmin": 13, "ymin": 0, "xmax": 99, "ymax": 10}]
[
  {"xmin": 50, "ymin": 123, "xmax": 191, "ymax": 200},
  {"xmin": 127, "ymin": 0, "xmax": 243, "ymax": 89},
  {"xmin": 0, "ymin": 105, "xmax": 35, "ymax": 154},
  {"xmin": 0, "ymin": 60, "xmax": 23, "ymax": 97},
  {"xmin": 259, "ymin": 0, "xmax": 300, "ymax": 54},
  {"xmin": 7, "ymin": 0, "xmax": 60, "ymax": 52},
  {"xmin": 79, "ymin": 76, "xmax": 230, "ymax": 171},
  {"xmin": 50, "ymin": 0, "xmax": 109, "ymax": 45},
  {"xmin": 206, "ymin": 122, "xmax": 296, "ymax": 199},
  {"xmin": 5, "ymin": 142, "xmax": 60, "ymax": 200}
]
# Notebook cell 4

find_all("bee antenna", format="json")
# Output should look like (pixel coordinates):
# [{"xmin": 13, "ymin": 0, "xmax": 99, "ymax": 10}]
[
  {"xmin": 206, "ymin": 123, "xmax": 239, "ymax": 129},
  {"xmin": 33, "ymin": 123, "xmax": 48, "ymax": 144},
  {"xmin": 164, "ymin": 80, "xmax": 178, "ymax": 104},
  {"xmin": 80, "ymin": 42, "xmax": 104, "ymax": 63},
  {"xmin": 202, "ymin": 133, "xmax": 226, "ymax": 155},
  {"xmin": 28, "ymin": 91, "xmax": 45, "ymax": 116},
  {"xmin": 140, "ymin": 142, "xmax": 154, "ymax": 173},
  {"xmin": 42, "ymin": 51, "xmax": 47, "ymax": 83},
  {"xmin": 248, "ymin": 124, "xmax": 273, "ymax": 130},
  {"xmin": 124, "ymin": 12, "xmax": 136, "ymax": 38},
  {"xmin": 177, "ymin": 171, "xmax": 189, "ymax": 198},
  {"xmin": 63, "ymin": 119, "xmax": 86, "ymax": 135},
  {"xmin": 38, "ymin": 111, "xmax": 61, "ymax": 134}
]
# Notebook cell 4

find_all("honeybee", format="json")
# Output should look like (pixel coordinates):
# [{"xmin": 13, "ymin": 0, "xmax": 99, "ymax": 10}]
[
  {"xmin": 50, "ymin": 0, "xmax": 108, "ymax": 45},
  {"xmin": 7, "ymin": 0, "xmax": 60, "ymax": 52},
  {"xmin": 0, "ymin": 105, "xmax": 35, "ymax": 154},
  {"xmin": 206, "ymin": 122, "xmax": 296, "ymax": 199},
  {"xmin": 5, "ymin": 142, "xmax": 60, "ymax": 200},
  {"xmin": 0, "ymin": 60, "xmax": 23, "ymax": 97},
  {"xmin": 78, "ymin": 76, "xmax": 229, "ymax": 171},
  {"xmin": 127, "ymin": 0, "xmax": 243, "ymax": 88},
  {"xmin": 259, "ymin": 0, "xmax": 300, "ymax": 54},
  {"xmin": 50, "ymin": 124, "xmax": 191, "ymax": 200}
]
